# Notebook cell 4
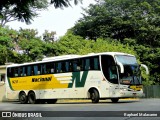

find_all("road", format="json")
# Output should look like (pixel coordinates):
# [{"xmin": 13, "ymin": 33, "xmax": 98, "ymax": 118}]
[{"xmin": 0, "ymin": 99, "xmax": 160, "ymax": 120}]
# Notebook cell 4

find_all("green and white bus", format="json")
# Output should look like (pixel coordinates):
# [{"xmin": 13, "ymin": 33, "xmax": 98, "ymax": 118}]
[{"xmin": 6, "ymin": 52, "xmax": 148, "ymax": 104}]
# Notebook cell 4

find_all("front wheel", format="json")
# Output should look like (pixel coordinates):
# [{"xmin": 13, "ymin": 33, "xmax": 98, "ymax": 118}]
[
  {"xmin": 111, "ymin": 98, "xmax": 119, "ymax": 103},
  {"xmin": 90, "ymin": 89, "xmax": 99, "ymax": 103}
]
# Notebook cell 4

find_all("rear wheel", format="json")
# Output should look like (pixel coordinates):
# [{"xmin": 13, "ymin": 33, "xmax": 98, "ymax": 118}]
[
  {"xmin": 90, "ymin": 89, "xmax": 99, "ymax": 103},
  {"xmin": 111, "ymin": 98, "xmax": 119, "ymax": 103},
  {"xmin": 19, "ymin": 92, "xmax": 28, "ymax": 104},
  {"xmin": 28, "ymin": 91, "xmax": 37, "ymax": 104}
]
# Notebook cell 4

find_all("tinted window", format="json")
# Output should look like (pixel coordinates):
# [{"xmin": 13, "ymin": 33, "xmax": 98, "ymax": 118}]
[
  {"xmin": 7, "ymin": 56, "xmax": 100, "ymax": 78},
  {"xmin": 101, "ymin": 55, "xmax": 118, "ymax": 84}
]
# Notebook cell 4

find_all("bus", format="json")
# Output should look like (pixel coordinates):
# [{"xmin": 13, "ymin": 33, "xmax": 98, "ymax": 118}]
[{"xmin": 6, "ymin": 52, "xmax": 149, "ymax": 104}]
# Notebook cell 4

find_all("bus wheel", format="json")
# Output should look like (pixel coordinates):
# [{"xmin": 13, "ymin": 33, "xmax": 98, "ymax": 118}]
[
  {"xmin": 111, "ymin": 98, "xmax": 119, "ymax": 103},
  {"xmin": 47, "ymin": 99, "xmax": 57, "ymax": 104},
  {"xmin": 90, "ymin": 89, "xmax": 99, "ymax": 103},
  {"xmin": 28, "ymin": 91, "xmax": 37, "ymax": 104},
  {"xmin": 19, "ymin": 92, "xmax": 28, "ymax": 104}
]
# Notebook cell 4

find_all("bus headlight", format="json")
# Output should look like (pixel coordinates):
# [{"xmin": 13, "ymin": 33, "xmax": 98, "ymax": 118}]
[
  {"xmin": 123, "ymin": 88, "xmax": 127, "ymax": 91},
  {"xmin": 120, "ymin": 88, "xmax": 127, "ymax": 91}
]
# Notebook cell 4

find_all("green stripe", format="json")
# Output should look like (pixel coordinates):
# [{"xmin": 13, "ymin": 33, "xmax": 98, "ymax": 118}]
[
  {"xmin": 7, "ymin": 77, "xmax": 14, "ymax": 91},
  {"xmin": 68, "ymin": 71, "xmax": 88, "ymax": 88}
]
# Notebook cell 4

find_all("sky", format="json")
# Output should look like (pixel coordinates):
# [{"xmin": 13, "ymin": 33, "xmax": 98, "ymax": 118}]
[{"xmin": 7, "ymin": 1, "xmax": 96, "ymax": 39}]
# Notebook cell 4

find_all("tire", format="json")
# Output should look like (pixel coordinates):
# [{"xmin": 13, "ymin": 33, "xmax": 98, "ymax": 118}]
[
  {"xmin": 111, "ymin": 98, "xmax": 119, "ymax": 103},
  {"xmin": 28, "ymin": 91, "xmax": 37, "ymax": 104},
  {"xmin": 47, "ymin": 99, "xmax": 57, "ymax": 104},
  {"xmin": 19, "ymin": 92, "xmax": 28, "ymax": 104},
  {"xmin": 90, "ymin": 89, "xmax": 99, "ymax": 103}
]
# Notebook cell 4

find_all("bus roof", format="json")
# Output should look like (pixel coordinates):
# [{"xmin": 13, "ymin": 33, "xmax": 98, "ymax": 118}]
[{"xmin": 7, "ymin": 52, "xmax": 134, "ymax": 68}]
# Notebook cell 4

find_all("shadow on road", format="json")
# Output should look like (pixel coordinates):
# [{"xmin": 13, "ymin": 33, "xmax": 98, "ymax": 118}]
[{"xmin": 8, "ymin": 99, "xmax": 140, "ymax": 105}]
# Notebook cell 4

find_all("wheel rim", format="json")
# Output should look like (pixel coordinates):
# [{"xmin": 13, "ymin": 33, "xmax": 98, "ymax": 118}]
[
  {"xmin": 20, "ymin": 95, "xmax": 26, "ymax": 101},
  {"xmin": 29, "ymin": 94, "xmax": 35, "ymax": 102},
  {"xmin": 19, "ymin": 93, "xmax": 27, "ymax": 103},
  {"xmin": 91, "ymin": 92, "xmax": 95, "ymax": 100},
  {"xmin": 31, "ymin": 95, "xmax": 34, "ymax": 101}
]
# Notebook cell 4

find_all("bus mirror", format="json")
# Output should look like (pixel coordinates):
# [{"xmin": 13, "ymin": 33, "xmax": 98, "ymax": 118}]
[
  {"xmin": 140, "ymin": 64, "xmax": 149, "ymax": 74},
  {"xmin": 117, "ymin": 62, "xmax": 124, "ymax": 73}
]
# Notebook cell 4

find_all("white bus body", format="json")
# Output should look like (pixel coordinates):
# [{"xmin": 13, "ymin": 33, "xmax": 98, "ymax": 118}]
[{"xmin": 5, "ymin": 52, "xmax": 148, "ymax": 103}]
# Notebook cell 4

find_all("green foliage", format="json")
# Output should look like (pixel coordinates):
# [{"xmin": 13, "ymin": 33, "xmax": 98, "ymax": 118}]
[
  {"xmin": 0, "ymin": 0, "xmax": 82, "ymax": 26},
  {"xmin": 54, "ymin": 33, "xmax": 84, "ymax": 55},
  {"xmin": 0, "ymin": 26, "xmax": 47, "ymax": 63},
  {"xmin": 0, "ymin": 0, "xmax": 49, "ymax": 26},
  {"xmin": 51, "ymin": 0, "xmax": 82, "ymax": 8},
  {"xmin": 70, "ymin": 0, "xmax": 160, "ymax": 85},
  {"xmin": 43, "ymin": 30, "xmax": 56, "ymax": 43},
  {"xmin": 72, "ymin": 0, "xmax": 160, "ymax": 47},
  {"xmin": 17, "ymin": 29, "xmax": 46, "ymax": 62},
  {"xmin": 0, "ymin": 25, "xmax": 151, "ymax": 85},
  {"xmin": 0, "ymin": 0, "xmax": 159, "ymax": 85},
  {"xmin": 0, "ymin": 27, "xmax": 15, "ymax": 64},
  {"xmin": 54, "ymin": 33, "xmax": 136, "ymax": 55}
]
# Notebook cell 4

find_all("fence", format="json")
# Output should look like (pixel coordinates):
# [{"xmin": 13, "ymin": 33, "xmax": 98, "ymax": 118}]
[{"xmin": 143, "ymin": 85, "xmax": 160, "ymax": 98}]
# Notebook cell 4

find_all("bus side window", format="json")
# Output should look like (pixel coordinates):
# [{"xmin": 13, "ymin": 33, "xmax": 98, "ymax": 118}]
[
  {"xmin": 76, "ymin": 59, "xmax": 81, "ymax": 71},
  {"xmin": 33, "ymin": 65, "xmax": 38, "ymax": 75},
  {"xmin": 70, "ymin": 61, "xmax": 73, "ymax": 72},
  {"xmin": 8, "ymin": 68, "xmax": 14, "ymax": 77},
  {"xmin": 53, "ymin": 63, "xmax": 57, "ymax": 73},
  {"xmin": 51, "ymin": 62, "xmax": 55, "ymax": 73},
  {"xmin": 46, "ymin": 63, "xmax": 50, "ymax": 74},
  {"xmin": 57, "ymin": 62, "xmax": 62, "ymax": 73},
  {"xmin": 14, "ymin": 68, "xmax": 18, "ymax": 77},
  {"xmin": 81, "ymin": 59, "xmax": 85, "ymax": 71},
  {"xmin": 73, "ymin": 60, "xmax": 78, "ymax": 72},
  {"xmin": 27, "ymin": 66, "xmax": 31, "ymax": 76},
  {"xmin": 46, "ymin": 62, "xmax": 55, "ymax": 74},
  {"xmin": 85, "ymin": 58, "xmax": 90, "ymax": 70},
  {"xmin": 37, "ymin": 65, "xmax": 41, "ymax": 75},
  {"xmin": 65, "ymin": 62, "xmax": 69, "ymax": 72},
  {"xmin": 54, "ymin": 63, "xmax": 58, "ymax": 73},
  {"xmin": 94, "ymin": 57, "xmax": 100, "ymax": 70},
  {"xmin": 18, "ymin": 67, "xmax": 22, "ymax": 77},
  {"xmin": 90, "ymin": 57, "xmax": 94, "ymax": 70},
  {"xmin": 22, "ymin": 67, "xmax": 26, "ymax": 76},
  {"xmin": 61, "ymin": 62, "xmax": 66, "ymax": 73},
  {"xmin": 41, "ymin": 64, "xmax": 46, "ymax": 74}
]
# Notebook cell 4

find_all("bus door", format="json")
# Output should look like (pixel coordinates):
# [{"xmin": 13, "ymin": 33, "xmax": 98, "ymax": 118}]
[{"xmin": 101, "ymin": 55, "xmax": 119, "ymax": 97}]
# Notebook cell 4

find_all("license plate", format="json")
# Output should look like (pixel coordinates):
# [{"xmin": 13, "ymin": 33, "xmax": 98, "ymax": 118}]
[{"xmin": 130, "ymin": 85, "xmax": 142, "ymax": 91}]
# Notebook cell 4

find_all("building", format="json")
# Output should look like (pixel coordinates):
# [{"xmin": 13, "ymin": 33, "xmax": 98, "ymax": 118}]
[{"xmin": 0, "ymin": 63, "xmax": 12, "ymax": 102}]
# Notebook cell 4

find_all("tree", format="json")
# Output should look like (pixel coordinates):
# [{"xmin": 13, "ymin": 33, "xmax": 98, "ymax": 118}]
[
  {"xmin": 71, "ymin": 0, "xmax": 160, "ymax": 84},
  {"xmin": 50, "ymin": 0, "xmax": 82, "ymax": 8},
  {"xmin": 43, "ymin": 30, "xmax": 56, "ymax": 43},
  {"xmin": 72, "ymin": 0, "xmax": 160, "ymax": 47},
  {"xmin": 0, "ymin": 0, "xmax": 49, "ymax": 26},
  {"xmin": 0, "ymin": 26, "xmax": 17, "ymax": 64},
  {"xmin": 54, "ymin": 32, "xmax": 136, "ymax": 56},
  {"xmin": 16, "ymin": 28, "xmax": 46, "ymax": 62},
  {"xmin": 0, "ymin": 0, "xmax": 82, "ymax": 26}
]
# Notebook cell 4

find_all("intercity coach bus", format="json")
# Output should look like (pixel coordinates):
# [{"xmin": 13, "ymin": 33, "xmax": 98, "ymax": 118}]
[{"xmin": 6, "ymin": 52, "xmax": 149, "ymax": 104}]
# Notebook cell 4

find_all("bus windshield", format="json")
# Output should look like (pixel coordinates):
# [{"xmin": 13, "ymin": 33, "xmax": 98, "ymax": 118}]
[{"xmin": 115, "ymin": 55, "xmax": 141, "ymax": 85}]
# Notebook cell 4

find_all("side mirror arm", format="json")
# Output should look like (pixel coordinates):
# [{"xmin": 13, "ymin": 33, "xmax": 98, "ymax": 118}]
[
  {"xmin": 140, "ymin": 64, "xmax": 149, "ymax": 74},
  {"xmin": 117, "ymin": 62, "xmax": 124, "ymax": 73}
]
